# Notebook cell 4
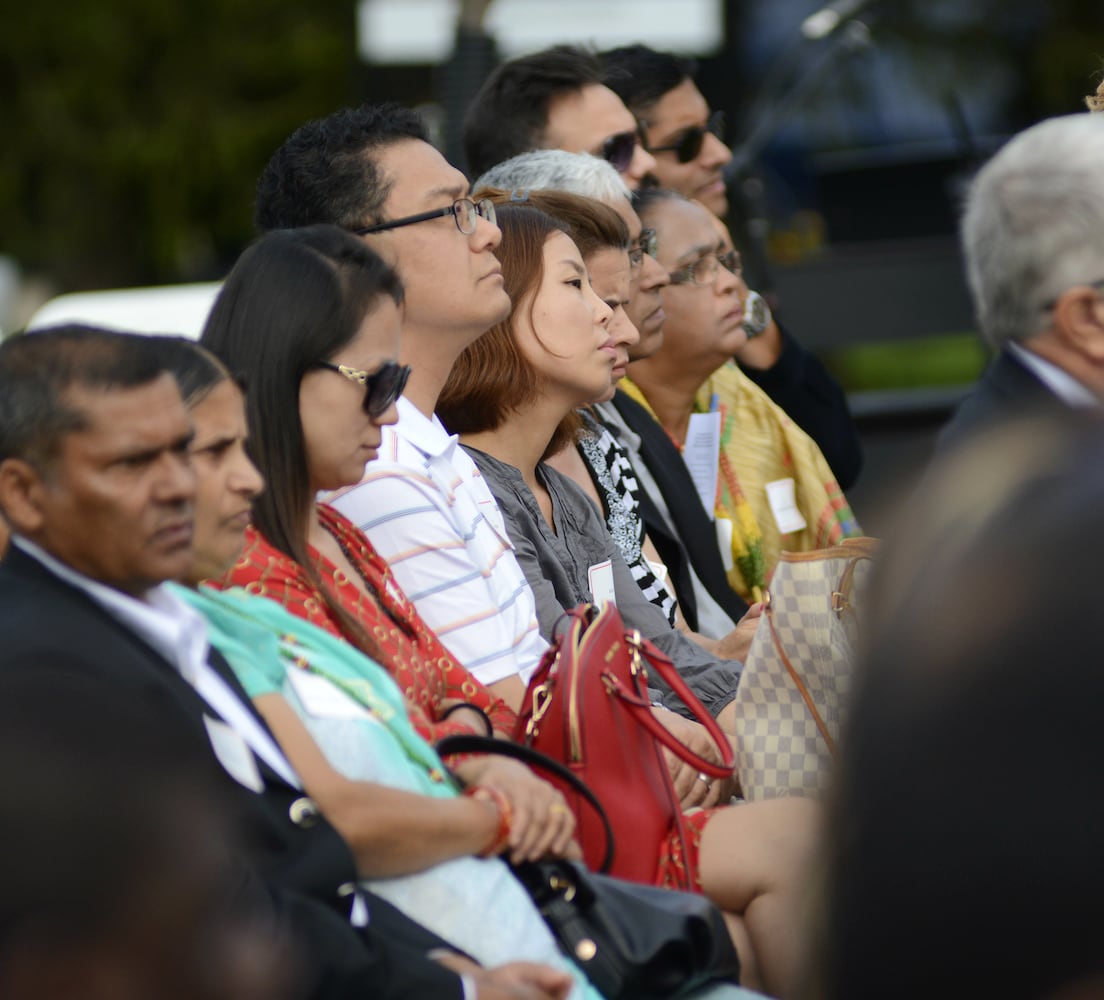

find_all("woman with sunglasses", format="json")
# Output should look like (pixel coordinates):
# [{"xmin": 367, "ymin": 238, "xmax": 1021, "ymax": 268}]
[
  {"xmin": 438, "ymin": 199, "xmax": 818, "ymax": 999},
  {"xmin": 622, "ymin": 190, "xmax": 860, "ymax": 602},
  {"xmin": 199, "ymin": 227, "xmax": 579, "ymax": 849},
  {"xmin": 154, "ymin": 335, "xmax": 595, "ymax": 998}
]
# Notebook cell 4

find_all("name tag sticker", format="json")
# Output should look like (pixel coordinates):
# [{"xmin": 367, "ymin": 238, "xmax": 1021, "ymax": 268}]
[
  {"xmin": 684, "ymin": 411, "xmax": 722, "ymax": 515},
  {"xmin": 716, "ymin": 517, "xmax": 735, "ymax": 573},
  {"xmin": 588, "ymin": 559, "xmax": 617, "ymax": 608},
  {"xmin": 287, "ymin": 669, "xmax": 374, "ymax": 722},
  {"xmin": 765, "ymin": 478, "xmax": 807, "ymax": 534},
  {"xmin": 204, "ymin": 714, "xmax": 264, "ymax": 793}
]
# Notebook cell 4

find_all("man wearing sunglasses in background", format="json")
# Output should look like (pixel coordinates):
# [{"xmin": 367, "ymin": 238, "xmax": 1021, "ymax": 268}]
[
  {"xmin": 600, "ymin": 44, "xmax": 863, "ymax": 491},
  {"xmin": 254, "ymin": 104, "xmax": 553, "ymax": 712},
  {"xmin": 462, "ymin": 45, "xmax": 656, "ymax": 191}
]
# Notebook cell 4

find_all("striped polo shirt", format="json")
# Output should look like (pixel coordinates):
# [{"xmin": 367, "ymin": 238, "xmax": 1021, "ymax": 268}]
[{"xmin": 328, "ymin": 397, "xmax": 547, "ymax": 687}]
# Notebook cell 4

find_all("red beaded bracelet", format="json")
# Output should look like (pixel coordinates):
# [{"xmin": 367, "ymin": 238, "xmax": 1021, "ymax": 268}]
[{"xmin": 464, "ymin": 784, "xmax": 513, "ymax": 858}]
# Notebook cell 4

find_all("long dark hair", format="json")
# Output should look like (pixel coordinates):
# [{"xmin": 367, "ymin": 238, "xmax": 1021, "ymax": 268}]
[{"xmin": 201, "ymin": 224, "xmax": 403, "ymax": 659}]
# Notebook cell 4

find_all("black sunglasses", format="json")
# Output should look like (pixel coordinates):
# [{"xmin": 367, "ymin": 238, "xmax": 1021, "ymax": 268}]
[
  {"xmin": 648, "ymin": 111, "xmax": 726, "ymax": 164},
  {"xmin": 598, "ymin": 127, "xmax": 644, "ymax": 173},
  {"xmin": 315, "ymin": 360, "xmax": 411, "ymax": 418}
]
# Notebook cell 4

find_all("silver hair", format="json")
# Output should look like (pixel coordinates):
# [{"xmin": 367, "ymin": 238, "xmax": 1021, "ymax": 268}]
[
  {"xmin": 962, "ymin": 113, "xmax": 1104, "ymax": 348},
  {"xmin": 472, "ymin": 149, "xmax": 632, "ymax": 203}
]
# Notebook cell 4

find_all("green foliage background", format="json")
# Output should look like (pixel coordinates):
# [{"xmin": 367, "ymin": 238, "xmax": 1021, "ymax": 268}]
[
  {"xmin": 4, "ymin": 0, "xmax": 1104, "ymax": 300},
  {"xmin": 2, "ymin": 0, "xmax": 356, "ymax": 291}
]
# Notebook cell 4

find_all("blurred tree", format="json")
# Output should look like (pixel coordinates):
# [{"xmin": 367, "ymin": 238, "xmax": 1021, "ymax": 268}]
[{"xmin": 1, "ymin": 0, "xmax": 356, "ymax": 290}]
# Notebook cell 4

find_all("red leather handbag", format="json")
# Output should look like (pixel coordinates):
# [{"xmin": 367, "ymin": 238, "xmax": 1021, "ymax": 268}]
[{"xmin": 513, "ymin": 603, "xmax": 735, "ymax": 888}]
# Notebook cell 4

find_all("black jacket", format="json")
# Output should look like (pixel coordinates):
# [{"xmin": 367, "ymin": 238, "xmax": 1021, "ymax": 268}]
[
  {"xmin": 610, "ymin": 390, "xmax": 750, "ymax": 628},
  {"xmin": 0, "ymin": 545, "xmax": 465, "ymax": 1000},
  {"xmin": 937, "ymin": 348, "xmax": 1069, "ymax": 456}
]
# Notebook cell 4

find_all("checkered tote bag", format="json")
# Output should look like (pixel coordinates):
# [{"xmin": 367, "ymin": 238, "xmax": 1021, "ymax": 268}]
[{"xmin": 732, "ymin": 537, "xmax": 878, "ymax": 800}]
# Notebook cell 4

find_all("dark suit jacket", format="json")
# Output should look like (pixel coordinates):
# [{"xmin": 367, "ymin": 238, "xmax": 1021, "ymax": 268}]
[
  {"xmin": 937, "ymin": 348, "xmax": 1068, "ymax": 455},
  {"xmin": 0, "ymin": 545, "xmax": 464, "ymax": 1000},
  {"xmin": 610, "ymin": 390, "xmax": 750, "ymax": 627}
]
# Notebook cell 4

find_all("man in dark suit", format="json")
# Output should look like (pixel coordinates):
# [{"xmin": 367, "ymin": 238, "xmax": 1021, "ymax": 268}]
[
  {"xmin": 0, "ymin": 326, "xmax": 570, "ymax": 1000},
  {"xmin": 938, "ymin": 114, "xmax": 1104, "ymax": 453}
]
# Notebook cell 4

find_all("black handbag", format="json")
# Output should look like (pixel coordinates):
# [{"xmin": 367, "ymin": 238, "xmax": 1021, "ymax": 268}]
[
  {"xmin": 512, "ymin": 858, "xmax": 741, "ymax": 1000},
  {"xmin": 436, "ymin": 736, "xmax": 741, "ymax": 999}
]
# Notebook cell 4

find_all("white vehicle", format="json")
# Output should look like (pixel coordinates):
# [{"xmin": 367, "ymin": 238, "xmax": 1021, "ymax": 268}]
[{"xmin": 25, "ymin": 282, "xmax": 221, "ymax": 340}]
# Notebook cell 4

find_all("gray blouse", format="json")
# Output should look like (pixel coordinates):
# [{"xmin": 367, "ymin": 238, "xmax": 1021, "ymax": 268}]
[{"xmin": 464, "ymin": 446, "xmax": 740, "ymax": 719}]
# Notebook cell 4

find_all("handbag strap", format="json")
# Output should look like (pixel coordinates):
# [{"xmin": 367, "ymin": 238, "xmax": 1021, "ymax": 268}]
[
  {"xmin": 608, "ymin": 629, "xmax": 736, "ymax": 777},
  {"xmin": 435, "ymin": 734, "xmax": 615, "ymax": 873},
  {"xmin": 601, "ymin": 671, "xmax": 735, "ymax": 777},
  {"xmin": 763, "ymin": 604, "xmax": 837, "ymax": 757}
]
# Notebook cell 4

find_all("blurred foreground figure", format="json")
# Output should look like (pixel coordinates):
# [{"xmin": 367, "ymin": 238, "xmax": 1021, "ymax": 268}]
[
  {"xmin": 0, "ymin": 673, "xmax": 288, "ymax": 1000},
  {"xmin": 940, "ymin": 114, "xmax": 1104, "ymax": 452},
  {"xmin": 808, "ymin": 412, "xmax": 1104, "ymax": 999}
]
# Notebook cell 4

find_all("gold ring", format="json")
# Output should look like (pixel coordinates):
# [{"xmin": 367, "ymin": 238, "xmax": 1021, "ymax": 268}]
[{"xmin": 550, "ymin": 803, "xmax": 570, "ymax": 816}]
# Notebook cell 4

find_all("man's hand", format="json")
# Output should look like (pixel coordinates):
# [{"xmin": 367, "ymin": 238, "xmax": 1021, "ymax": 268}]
[
  {"xmin": 652, "ymin": 707, "xmax": 732, "ymax": 809},
  {"xmin": 432, "ymin": 952, "xmax": 574, "ymax": 1000},
  {"xmin": 452, "ymin": 756, "xmax": 576, "ymax": 862}
]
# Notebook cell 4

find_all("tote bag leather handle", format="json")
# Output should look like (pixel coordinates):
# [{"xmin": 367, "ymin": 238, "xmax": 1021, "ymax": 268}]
[{"xmin": 764, "ymin": 606, "xmax": 837, "ymax": 757}]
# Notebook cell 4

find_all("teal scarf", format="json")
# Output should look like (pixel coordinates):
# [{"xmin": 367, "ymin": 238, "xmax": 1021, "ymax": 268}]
[{"xmin": 170, "ymin": 583, "xmax": 454, "ymax": 797}]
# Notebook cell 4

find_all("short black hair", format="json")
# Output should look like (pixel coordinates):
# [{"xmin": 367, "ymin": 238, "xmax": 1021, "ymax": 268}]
[
  {"xmin": 599, "ymin": 44, "xmax": 697, "ymax": 117},
  {"xmin": 148, "ymin": 337, "xmax": 232, "ymax": 409},
  {"xmin": 462, "ymin": 45, "xmax": 605, "ymax": 180},
  {"xmin": 0, "ymin": 326, "xmax": 167, "ymax": 469},
  {"xmin": 254, "ymin": 103, "xmax": 429, "ymax": 232}
]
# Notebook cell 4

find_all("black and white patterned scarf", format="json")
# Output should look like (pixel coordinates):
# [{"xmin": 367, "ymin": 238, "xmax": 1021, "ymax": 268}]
[{"xmin": 577, "ymin": 409, "xmax": 678, "ymax": 626}]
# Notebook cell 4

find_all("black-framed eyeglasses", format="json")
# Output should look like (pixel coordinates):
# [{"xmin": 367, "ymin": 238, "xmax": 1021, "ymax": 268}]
[
  {"xmin": 667, "ymin": 250, "xmax": 742, "ymax": 287},
  {"xmin": 354, "ymin": 198, "xmax": 496, "ymax": 236},
  {"xmin": 598, "ymin": 127, "xmax": 645, "ymax": 173},
  {"xmin": 628, "ymin": 228, "xmax": 658, "ymax": 268},
  {"xmin": 648, "ymin": 111, "xmax": 726, "ymax": 164},
  {"xmin": 314, "ymin": 360, "xmax": 411, "ymax": 417}
]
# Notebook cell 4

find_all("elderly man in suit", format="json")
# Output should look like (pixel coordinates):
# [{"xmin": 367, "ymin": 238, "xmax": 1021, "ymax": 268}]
[
  {"xmin": 0, "ymin": 325, "xmax": 570, "ymax": 1000},
  {"xmin": 939, "ymin": 114, "xmax": 1104, "ymax": 451}
]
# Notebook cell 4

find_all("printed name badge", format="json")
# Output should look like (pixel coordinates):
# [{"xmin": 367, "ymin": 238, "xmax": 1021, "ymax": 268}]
[
  {"xmin": 765, "ymin": 478, "xmax": 808, "ymax": 534},
  {"xmin": 588, "ymin": 559, "xmax": 617, "ymax": 608},
  {"xmin": 204, "ymin": 714, "xmax": 264, "ymax": 793},
  {"xmin": 684, "ymin": 411, "xmax": 722, "ymax": 515},
  {"xmin": 287, "ymin": 668, "xmax": 375, "ymax": 722}
]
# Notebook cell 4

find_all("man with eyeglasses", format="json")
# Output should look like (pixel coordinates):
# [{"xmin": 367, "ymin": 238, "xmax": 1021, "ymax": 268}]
[
  {"xmin": 600, "ymin": 44, "xmax": 863, "ymax": 492},
  {"xmin": 938, "ymin": 113, "xmax": 1104, "ymax": 453},
  {"xmin": 255, "ymin": 105, "xmax": 552, "ymax": 716},
  {"xmin": 462, "ymin": 45, "xmax": 656, "ymax": 191}
]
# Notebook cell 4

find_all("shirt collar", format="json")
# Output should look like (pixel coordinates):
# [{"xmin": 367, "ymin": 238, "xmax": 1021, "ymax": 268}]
[
  {"xmin": 12, "ymin": 537, "xmax": 210, "ymax": 683},
  {"xmin": 394, "ymin": 396, "xmax": 458, "ymax": 462},
  {"xmin": 1007, "ymin": 341, "xmax": 1100, "ymax": 408}
]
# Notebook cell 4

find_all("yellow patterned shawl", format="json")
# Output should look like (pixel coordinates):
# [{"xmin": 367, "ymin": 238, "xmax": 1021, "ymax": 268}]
[{"xmin": 622, "ymin": 363, "xmax": 860, "ymax": 601}]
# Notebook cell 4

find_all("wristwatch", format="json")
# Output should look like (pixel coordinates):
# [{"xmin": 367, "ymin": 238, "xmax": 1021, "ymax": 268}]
[{"xmin": 743, "ymin": 289, "xmax": 772, "ymax": 340}]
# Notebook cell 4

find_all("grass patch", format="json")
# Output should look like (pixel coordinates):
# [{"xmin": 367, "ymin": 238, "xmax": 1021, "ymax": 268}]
[{"xmin": 821, "ymin": 332, "xmax": 989, "ymax": 393}]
